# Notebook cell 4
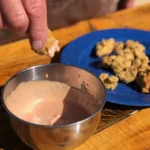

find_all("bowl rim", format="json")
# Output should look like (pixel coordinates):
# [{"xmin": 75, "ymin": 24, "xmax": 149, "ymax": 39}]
[{"xmin": 1, "ymin": 63, "xmax": 106, "ymax": 129}]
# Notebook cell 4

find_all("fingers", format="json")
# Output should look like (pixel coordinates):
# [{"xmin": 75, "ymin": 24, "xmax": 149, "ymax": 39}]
[
  {"xmin": 22, "ymin": 0, "xmax": 48, "ymax": 51},
  {"xmin": 0, "ymin": 0, "xmax": 48, "ymax": 50},
  {"xmin": 0, "ymin": 0, "xmax": 29, "ymax": 35}
]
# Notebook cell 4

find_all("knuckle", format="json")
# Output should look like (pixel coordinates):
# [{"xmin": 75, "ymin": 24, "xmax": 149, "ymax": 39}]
[
  {"xmin": 31, "ymin": 29, "xmax": 44, "ymax": 38},
  {"xmin": 30, "ymin": 26, "xmax": 47, "ymax": 40},
  {"xmin": 27, "ymin": 0, "xmax": 45, "ymax": 17},
  {"xmin": 11, "ymin": 14, "xmax": 28, "ymax": 28},
  {"xmin": 30, "ymin": 21, "xmax": 46, "ymax": 34}
]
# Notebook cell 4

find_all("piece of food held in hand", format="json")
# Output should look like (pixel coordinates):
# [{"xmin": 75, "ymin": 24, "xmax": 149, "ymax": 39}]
[
  {"xmin": 5, "ymin": 80, "xmax": 93, "ymax": 126},
  {"xmin": 32, "ymin": 29, "xmax": 60, "ymax": 57},
  {"xmin": 96, "ymin": 39, "xmax": 150, "ymax": 93}
]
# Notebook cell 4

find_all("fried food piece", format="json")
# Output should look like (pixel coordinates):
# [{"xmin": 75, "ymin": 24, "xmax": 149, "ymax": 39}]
[
  {"xmin": 32, "ymin": 29, "xmax": 60, "ymax": 57},
  {"xmin": 132, "ymin": 49, "xmax": 146, "ymax": 59},
  {"xmin": 111, "ymin": 55, "xmax": 132, "ymax": 73},
  {"xmin": 141, "ymin": 55, "xmax": 149, "ymax": 64},
  {"xmin": 111, "ymin": 56, "xmax": 125, "ymax": 73},
  {"xmin": 133, "ymin": 57, "xmax": 150, "ymax": 72},
  {"xmin": 138, "ymin": 64, "xmax": 150, "ymax": 72},
  {"xmin": 116, "ymin": 67, "xmax": 138, "ymax": 84},
  {"xmin": 101, "ymin": 55, "xmax": 116, "ymax": 67},
  {"xmin": 102, "ymin": 54, "xmax": 132, "ymax": 73},
  {"xmin": 114, "ymin": 42, "xmax": 124, "ymax": 55},
  {"xmin": 98, "ymin": 38, "xmax": 150, "ymax": 93},
  {"xmin": 124, "ymin": 53, "xmax": 134, "ymax": 61},
  {"xmin": 133, "ymin": 58, "xmax": 142, "ymax": 68},
  {"xmin": 96, "ymin": 38, "xmax": 115, "ymax": 57},
  {"xmin": 121, "ymin": 49, "xmax": 135, "ymax": 61},
  {"xmin": 136, "ymin": 71, "xmax": 150, "ymax": 93},
  {"xmin": 99, "ymin": 73, "xmax": 109, "ymax": 81},
  {"xmin": 109, "ymin": 47, "xmax": 134, "ymax": 73},
  {"xmin": 124, "ymin": 60, "xmax": 132, "ymax": 69},
  {"xmin": 99, "ymin": 73, "xmax": 119, "ymax": 90},
  {"xmin": 125, "ymin": 40, "xmax": 145, "ymax": 52}
]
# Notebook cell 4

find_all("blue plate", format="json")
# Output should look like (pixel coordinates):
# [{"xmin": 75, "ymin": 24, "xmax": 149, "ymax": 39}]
[{"xmin": 60, "ymin": 28, "xmax": 150, "ymax": 107}]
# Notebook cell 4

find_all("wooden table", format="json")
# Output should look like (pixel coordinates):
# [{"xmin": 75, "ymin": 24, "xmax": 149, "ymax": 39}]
[{"xmin": 0, "ymin": 4, "xmax": 150, "ymax": 150}]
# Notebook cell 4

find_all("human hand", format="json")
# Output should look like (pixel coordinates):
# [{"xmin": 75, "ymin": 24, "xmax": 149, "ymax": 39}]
[{"xmin": 0, "ymin": 0, "xmax": 48, "ymax": 51}]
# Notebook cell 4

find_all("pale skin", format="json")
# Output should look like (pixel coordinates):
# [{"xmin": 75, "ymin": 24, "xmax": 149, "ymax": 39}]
[{"xmin": 0, "ymin": 0, "xmax": 48, "ymax": 51}]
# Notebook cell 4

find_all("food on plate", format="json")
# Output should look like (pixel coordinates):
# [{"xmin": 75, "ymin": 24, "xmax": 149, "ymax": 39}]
[
  {"xmin": 96, "ymin": 38, "xmax": 150, "ymax": 93},
  {"xmin": 116, "ymin": 66, "xmax": 138, "ymax": 84},
  {"xmin": 136, "ymin": 71, "xmax": 150, "ymax": 93},
  {"xmin": 125, "ymin": 40, "xmax": 145, "ymax": 52},
  {"xmin": 133, "ymin": 58, "xmax": 141, "ymax": 68},
  {"xmin": 101, "ymin": 55, "xmax": 116, "ymax": 68},
  {"xmin": 32, "ymin": 29, "xmax": 60, "ymax": 57},
  {"xmin": 133, "ymin": 57, "xmax": 150, "ymax": 72},
  {"xmin": 114, "ymin": 42, "xmax": 124, "ymax": 55},
  {"xmin": 96, "ymin": 38, "xmax": 115, "ymax": 57},
  {"xmin": 99, "ymin": 73, "xmax": 119, "ymax": 90},
  {"xmin": 111, "ymin": 55, "xmax": 132, "ymax": 73},
  {"xmin": 120, "ymin": 48, "xmax": 135, "ymax": 61}
]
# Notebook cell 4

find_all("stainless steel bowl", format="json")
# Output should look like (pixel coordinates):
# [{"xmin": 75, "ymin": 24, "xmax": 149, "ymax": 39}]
[{"xmin": 2, "ymin": 64, "xmax": 106, "ymax": 150}]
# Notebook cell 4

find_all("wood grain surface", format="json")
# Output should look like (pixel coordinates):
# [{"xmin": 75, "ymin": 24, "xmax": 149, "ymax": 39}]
[
  {"xmin": 0, "ymin": 4, "xmax": 150, "ymax": 150},
  {"xmin": 76, "ymin": 108, "xmax": 150, "ymax": 150}
]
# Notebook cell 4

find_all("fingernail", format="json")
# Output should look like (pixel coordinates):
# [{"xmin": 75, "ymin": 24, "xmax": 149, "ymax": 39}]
[{"xmin": 32, "ymin": 40, "xmax": 43, "ymax": 51}]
